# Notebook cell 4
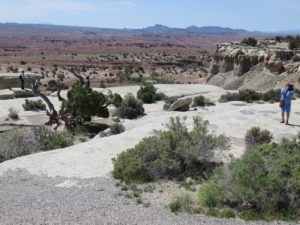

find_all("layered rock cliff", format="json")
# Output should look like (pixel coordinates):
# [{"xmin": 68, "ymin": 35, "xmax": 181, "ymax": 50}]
[{"xmin": 207, "ymin": 40, "xmax": 300, "ymax": 90}]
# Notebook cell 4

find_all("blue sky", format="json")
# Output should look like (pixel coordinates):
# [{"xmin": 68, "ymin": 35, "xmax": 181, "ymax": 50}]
[{"xmin": 0, "ymin": 0, "xmax": 299, "ymax": 31}]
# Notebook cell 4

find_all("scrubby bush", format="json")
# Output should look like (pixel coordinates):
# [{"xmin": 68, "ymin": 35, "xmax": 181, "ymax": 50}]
[
  {"xmin": 234, "ymin": 89, "xmax": 261, "ymax": 102},
  {"xmin": 8, "ymin": 108, "xmax": 19, "ymax": 120},
  {"xmin": 219, "ymin": 89, "xmax": 261, "ymax": 103},
  {"xmin": 192, "ymin": 95, "xmax": 215, "ymax": 107},
  {"xmin": 137, "ymin": 84, "xmax": 164, "ymax": 104},
  {"xmin": 199, "ymin": 136, "xmax": 300, "ymax": 219},
  {"xmin": 33, "ymin": 126, "xmax": 73, "ymax": 151},
  {"xmin": 198, "ymin": 181, "xmax": 223, "ymax": 207},
  {"xmin": 110, "ymin": 123, "xmax": 125, "ymax": 134},
  {"xmin": 22, "ymin": 99, "xmax": 46, "ymax": 111},
  {"xmin": 169, "ymin": 194, "xmax": 193, "ymax": 213},
  {"xmin": 242, "ymin": 37, "xmax": 257, "ymax": 47},
  {"xmin": 113, "ymin": 116, "xmax": 229, "ymax": 183},
  {"xmin": 219, "ymin": 89, "xmax": 282, "ymax": 104},
  {"xmin": 245, "ymin": 127, "xmax": 273, "ymax": 150},
  {"xmin": 219, "ymin": 92, "xmax": 239, "ymax": 103},
  {"xmin": 261, "ymin": 89, "xmax": 281, "ymax": 102},
  {"xmin": 47, "ymin": 79, "xmax": 67, "ymax": 92},
  {"xmin": 115, "ymin": 93, "xmax": 144, "ymax": 119},
  {"xmin": 0, "ymin": 127, "xmax": 73, "ymax": 163},
  {"xmin": 288, "ymin": 36, "xmax": 300, "ymax": 50}
]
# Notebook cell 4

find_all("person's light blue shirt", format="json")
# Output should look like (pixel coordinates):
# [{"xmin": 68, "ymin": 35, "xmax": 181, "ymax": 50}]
[{"xmin": 280, "ymin": 88, "xmax": 294, "ymax": 103}]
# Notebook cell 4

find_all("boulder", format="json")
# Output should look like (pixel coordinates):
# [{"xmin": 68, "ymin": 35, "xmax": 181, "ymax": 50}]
[
  {"xmin": 169, "ymin": 97, "xmax": 192, "ymax": 112},
  {"xmin": 0, "ymin": 89, "xmax": 15, "ymax": 100}
]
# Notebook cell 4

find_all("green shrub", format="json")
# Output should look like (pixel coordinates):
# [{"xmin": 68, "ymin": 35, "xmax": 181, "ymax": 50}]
[
  {"xmin": 110, "ymin": 123, "xmax": 125, "ymax": 134},
  {"xmin": 219, "ymin": 92, "xmax": 239, "ymax": 103},
  {"xmin": 22, "ymin": 99, "xmax": 46, "ymax": 111},
  {"xmin": 206, "ymin": 137, "xmax": 300, "ymax": 217},
  {"xmin": 113, "ymin": 116, "xmax": 229, "ymax": 183},
  {"xmin": 47, "ymin": 79, "xmax": 67, "ymax": 92},
  {"xmin": 219, "ymin": 89, "xmax": 262, "ymax": 103},
  {"xmin": 64, "ymin": 85, "xmax": 110, "ymax": 124},
  {"xmin": 14, "ymin": 90, "xmax": 35, "ymax": 98},
  {"xmin": 33, "ymin": 126, "xmax": 73, "ymax": 151},
  {"xmin": 192, "ymin": 95, "xmax": 215, "ymax": 107},
  {"xmin": 287, "ymin": 36, "xmax": 300, "ymax": 50},
  {"xmin": 245, "ymin": 127, "xmax": 273, "ymax": 150},
  {"xmin": 219, "ymin": 89, "xmax": 283, "ymax": 103},
  {"xmin": 8, "ymin": 108, "xmax": 19, "ymax": 120},
  {"xmin": 137, "ymin": 84, "xmax": 163, "ymax": 104},
  {"xmin": 262, "ymin": 89, "xmax": 280, "ymax": 102},
  {"xmin": 219, "ymin": 209, "xmax": 236, "ymax": 218},
  {"xmin": 112, "ymin": 93, "xmax": 123, "ymax": 108},
  {"xmin": 105, "ymin": 90, "xmax": 123, "ymax": 108},
  {"xmin": 169, "ymin": 194, "xmax": 193, "ymax": 213},
  {"xmin": 242, "ymin": 37, "xmax": 257, "ymax": 47},
  {"xmin": 198, "ymin": 181, "xmax": 223, "ymax": 207},
  {"xmin": 115, "ymin": 93, "xmax": 144, "ymax": 119}
]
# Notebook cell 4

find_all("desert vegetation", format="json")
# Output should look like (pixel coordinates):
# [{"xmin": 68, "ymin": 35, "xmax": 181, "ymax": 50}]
[
  {"xmin": 242, "ymin": 37, "xmax": 258, "ymax": 47},
  {"xmin": 23, "ymin": 99, "xmax": 46, "ymax": 111},
  {"xmin": 198, "ymin": 134, "xmax": 300, "ymax": 220},
  {"xmin": 275, "ymin": 35, "xmax": 300, "ymax": 50},
  {"xmin": 115, "ymin": 94, "xmax": 145, "ymax": 119},
  {"xmin": 219, "ymin": 89, "xmax": 283, "ymax": 103},
  {"xmin": 113, "ymin": 116, "xmax": 229, "ymax": 183},
  {"xmin": 192, "ymin": 95, "xmax": 215, "ymax": 107},
  {"xmin": 137, "ymin": 84, "xmax": 164, "ymax": 104},
  {"xmin": 112, "ymin": 115, "xmax": 300, "ymax": 221},
  {"xmin": 0, "ymin": 126, "xmax": 73, "ymax": 163}
]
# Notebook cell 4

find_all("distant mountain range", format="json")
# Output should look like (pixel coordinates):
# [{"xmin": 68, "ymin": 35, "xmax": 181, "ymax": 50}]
[
  {"xmin": 0, "ymin": 22, "xmax": 298, "ymax": 37},
  {"xmin": 0, "ymin": 23, "xmax": 264, "ymax": 37}
]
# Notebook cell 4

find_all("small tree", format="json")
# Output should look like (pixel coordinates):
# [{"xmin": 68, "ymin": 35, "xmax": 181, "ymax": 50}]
[
  {"xmin": 242, "ymin": 37, "xmax": 257, "ymax": 47},
  {"xmin": 63, "ymin": 85, "xmax": 109, "ymax": 124},
  {"xmin": 137, "ymin": 84, "xmax": 162, "ymax": 104}
]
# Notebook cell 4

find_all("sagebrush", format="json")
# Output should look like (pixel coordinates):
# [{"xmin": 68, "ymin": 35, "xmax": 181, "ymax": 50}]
[{"xmin": 113, "ymin": 116, "xmax": 229, "ymax": 183}]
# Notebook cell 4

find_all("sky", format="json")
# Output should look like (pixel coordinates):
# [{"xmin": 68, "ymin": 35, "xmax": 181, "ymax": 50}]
[{"xmin": 0, "ymin": 0, "xmax": 299, "ymax": 32}]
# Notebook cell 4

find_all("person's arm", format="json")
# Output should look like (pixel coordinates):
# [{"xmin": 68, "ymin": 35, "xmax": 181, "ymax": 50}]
[{"xmin": 280, "ymin": 89, "xmax": 285, "ymax": 101}]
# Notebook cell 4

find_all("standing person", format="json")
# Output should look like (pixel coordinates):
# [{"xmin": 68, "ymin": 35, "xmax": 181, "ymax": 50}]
[
  {"xmin": 19, "ymin": 70, "xmax": 25, "ymax": 90},
  {"xmin": 280, "ymin": 82, "xmax": 294, "ymax": 125},
  {"xmin": 86, "ymin": 76, "xmax": 90, "ymax": 89}
]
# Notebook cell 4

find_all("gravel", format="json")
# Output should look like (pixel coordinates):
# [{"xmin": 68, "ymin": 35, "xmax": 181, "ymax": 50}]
[{"xmin": 0, "ymin": 170, "xmax": 298, "ymax": 225}]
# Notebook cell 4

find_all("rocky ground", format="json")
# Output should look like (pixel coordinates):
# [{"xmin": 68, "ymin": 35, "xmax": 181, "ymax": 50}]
[
  {"xmin": 0, "ymin": 84, "xmax": 300, "ymax": 224},
  {"xmin": 0, "ymin": 170, "xmax": 298, "ymax": 225}
]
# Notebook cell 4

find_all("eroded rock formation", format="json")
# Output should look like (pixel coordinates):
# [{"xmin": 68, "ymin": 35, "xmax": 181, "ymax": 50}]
[{"xmin": 208, "ymin": 40, "xmax": 300, "ymax": 90}]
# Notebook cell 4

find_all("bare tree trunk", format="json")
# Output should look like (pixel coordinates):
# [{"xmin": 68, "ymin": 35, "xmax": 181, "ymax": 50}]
[
  {"xmin": 57, "ymin": 89, "xmax": 65, "ymax": 101},
  {"xmin": 69, "ymin": 67, "xmax": 84, "ymax": 86},
  {"xmin": 28, "ymin": 76, "xmax": 61, "ymax": 129}
]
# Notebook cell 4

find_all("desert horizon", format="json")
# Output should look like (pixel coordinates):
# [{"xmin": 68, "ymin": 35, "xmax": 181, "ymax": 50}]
[{"xmin": 0, "ymin": 1, "xmax": 300, "ymax": 224}]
